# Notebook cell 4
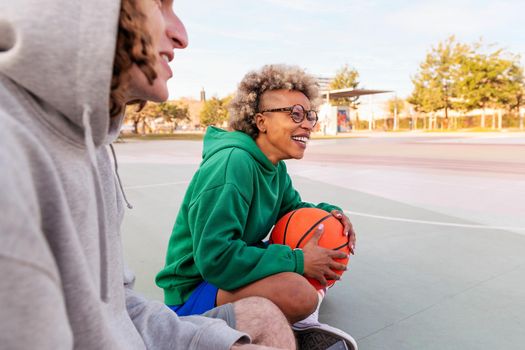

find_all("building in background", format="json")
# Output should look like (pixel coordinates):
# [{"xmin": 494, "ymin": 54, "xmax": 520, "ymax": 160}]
[
  {"xmin": 315, "ymin": 76, "xmax": 333, "ymax": 92},
  {"xmin": 318, "ymin": 88, "xmax": 392, "ymax": 135}
]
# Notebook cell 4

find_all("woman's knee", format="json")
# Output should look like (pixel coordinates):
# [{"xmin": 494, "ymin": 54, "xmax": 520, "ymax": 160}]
[
  {"xmin": 277, "ymin": 273, "xmax": 318, "ymax": 320},
  {"xmin": 221, "ymin": 272, "xmax": 319, "ymax": 322}
]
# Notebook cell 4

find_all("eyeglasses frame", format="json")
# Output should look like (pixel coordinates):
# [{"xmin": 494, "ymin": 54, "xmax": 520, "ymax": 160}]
[{"xmin": 259, "ymin": 104, "xmax": 318, "ymax": 127}]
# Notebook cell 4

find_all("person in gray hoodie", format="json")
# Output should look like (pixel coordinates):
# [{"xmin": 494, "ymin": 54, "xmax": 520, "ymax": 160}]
[{"xmin": 0, "ymin": 0, "xmax": 296, "ymax": 349}]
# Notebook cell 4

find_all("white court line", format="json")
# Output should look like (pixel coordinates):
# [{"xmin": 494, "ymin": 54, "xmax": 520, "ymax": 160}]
[
  {"xmin": 124, "ymin": 181, "xmax": 189, "ymax": 190},
  {"xmin": 344, "ymin": 210, "xmax": 525, "ymax": 231},
  {"xmin": 122, "ymin": 182, "xmax": 525, "ymax": 231}
]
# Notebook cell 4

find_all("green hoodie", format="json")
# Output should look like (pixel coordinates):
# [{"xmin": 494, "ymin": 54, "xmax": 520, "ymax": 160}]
[{"xmin": 156, "ymin": 127, "xmax": 341, "ymax": 306}]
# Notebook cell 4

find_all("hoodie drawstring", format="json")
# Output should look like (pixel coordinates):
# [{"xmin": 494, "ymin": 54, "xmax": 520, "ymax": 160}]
[
  {"xmin": 82, "ymin": 106, "xmax": 109, "ymax": 302},
  {"xmin": 109, "ymin": 144, "xmax": 133, "ymax": 209}
]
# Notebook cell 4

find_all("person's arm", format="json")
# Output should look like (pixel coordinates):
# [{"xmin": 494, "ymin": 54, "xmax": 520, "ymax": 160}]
[
  {"xmin": 0, "ymin": 139, "xmax": 73, "ymax": 349},
  {"xmin": 0, "ymin": 259, "xmax": 73, "ymax": 349},
  {"xmin": 124, "ymin": 268, "xmax": 249, "ymax": 350},
  {"xmin": 188, "ymin": 183, "xmax": 304, "ymax": 291}
]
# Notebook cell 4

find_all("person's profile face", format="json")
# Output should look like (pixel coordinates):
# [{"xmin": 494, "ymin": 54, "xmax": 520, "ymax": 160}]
[
  {"xmin": 127, "ymin": 0, "xmax": 188, "ymax": 102},
  {"xmin": 256, "ymin": 89, "xmax": 314, "ymax": 163}
]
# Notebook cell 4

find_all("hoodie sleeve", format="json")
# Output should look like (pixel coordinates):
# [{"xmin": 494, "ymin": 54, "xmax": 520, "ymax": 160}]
[
  {"xmin": 0, "ymin": 260, "xmax": 73, "ymax": 350},
  {"xmin": 124, "ymin": 268, "xmax": 249, "ymax": 349},
  {"xmin": 278, "ymin": 166, "xmax": 342, "ymax": 218},
  {"xmin": 0, "ymin": 130, "xmax": 73, "ymax": 349},
  {"xmin": 188, "ymin": 183, "xmax": 305, "ymax": 290}
]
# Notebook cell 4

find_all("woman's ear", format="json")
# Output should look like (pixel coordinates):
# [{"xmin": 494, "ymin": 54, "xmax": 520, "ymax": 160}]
[{"xmin": 255, "ymin": 113, "xmax": 267, "ymax": 134}]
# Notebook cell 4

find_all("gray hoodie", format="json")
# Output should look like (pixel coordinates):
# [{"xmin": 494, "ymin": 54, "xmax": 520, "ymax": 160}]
[{"xmin": 0, "ymin": 0, "xmax": 247, "ymax": 348}]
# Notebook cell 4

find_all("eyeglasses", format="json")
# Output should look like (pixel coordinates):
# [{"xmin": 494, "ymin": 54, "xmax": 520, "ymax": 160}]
[{"xmin": 260, "ymin": 104, "xmax": 318, "ymax": 127}]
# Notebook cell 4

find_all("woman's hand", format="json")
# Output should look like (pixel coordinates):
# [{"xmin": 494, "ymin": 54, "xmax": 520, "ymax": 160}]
[
  {"xmin": 331, "ymin": 210, "xmax": 356, "ymax": 255},
  {"xmin": 301, "ymin": 224, "xmax": 348, "ymax": 286}
]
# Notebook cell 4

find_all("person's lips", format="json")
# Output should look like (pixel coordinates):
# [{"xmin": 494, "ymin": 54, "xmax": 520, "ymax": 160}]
[
  {"xmin": 159, "ymin": 53, "xmax": 173, "ymax": 77},
  {"xmin": 291, "ymin": 134, "xmax": 310, "ymax": 148}
]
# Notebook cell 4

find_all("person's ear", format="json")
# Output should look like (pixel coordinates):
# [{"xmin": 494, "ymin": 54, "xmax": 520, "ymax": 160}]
[{"xmin": 255, "ymin": 113, "xmax": 267, "ymax": 134}]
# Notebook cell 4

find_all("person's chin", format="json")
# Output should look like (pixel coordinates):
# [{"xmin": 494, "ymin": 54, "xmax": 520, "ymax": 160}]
[
  {"xmin": 292, "ymin": 152, "xmax": 305, "ymax": 160},
  {"xmin": 148, "ymin": 86, "xmax": 169, "ymax": 102},
  {"xmin": 156, "ymin": 90, "xmax": 169, "ymax": 102}
]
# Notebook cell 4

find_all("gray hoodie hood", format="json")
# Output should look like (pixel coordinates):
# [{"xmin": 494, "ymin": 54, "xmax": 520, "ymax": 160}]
[
  {"xmin": 0, "ymin": 0, "xmax": 122, "ymax": 147},
  {"xmin": 0, "ymin": 0, "xmax": 131, "ymax": 305}
]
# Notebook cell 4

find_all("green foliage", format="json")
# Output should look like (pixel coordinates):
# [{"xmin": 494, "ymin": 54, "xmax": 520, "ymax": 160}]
[
  {"xmin": 388, "ymin": 97, "xmax": 405, "ymax": 116},
  {"xmin": 408, "ymin": 36, "xmax": 470, "ymax": 117},
  {"xmin": 200, "ymin": 96, "xmax": 230, "ymax": 127},
  {"xmin": 409, "ymin": 36, "xmax": 525, "ymax": 128},
  {"xmin": 329, "ymin": 64, "xmax": 360, "ymax": 107},
  {"xmin": 499, "ymin": 60, "xmax": 524, "ymax": 112},
  {"xmin": 156, "ymin": 102, "xmax": 190, "ymax": 124},
  {"xmin": 124, "ymin": 103, "xmax": 158, "ymax": 133},
  {"xmin": 124, "ymin": 101, "xmax": 189, "ymax": 133},
  {"xmin": 456, "ymin": 49, "xmax": 521, "ymax": 110}
]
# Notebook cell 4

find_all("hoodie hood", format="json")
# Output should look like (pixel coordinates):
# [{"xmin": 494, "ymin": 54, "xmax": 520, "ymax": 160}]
[
  {"xmin": 203, "ymin": 126, "xmax": 277, "ymax": 172},
  {"xmin": 0, "ymin": 0, "xmax": 126, "ymax": 302},
  {"xmin": 0, "ymin": 0, "xmax": 122, "ymax": 146}
]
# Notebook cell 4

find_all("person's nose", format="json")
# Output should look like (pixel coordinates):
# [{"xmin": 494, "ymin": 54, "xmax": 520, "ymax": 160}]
[
  {"xmin": 165, "ymin": 11, "xmax": 188, "ymax": 49},
  {"xmin": 300, "ymin": 117, "xmax": 314, "ymax": 130}
]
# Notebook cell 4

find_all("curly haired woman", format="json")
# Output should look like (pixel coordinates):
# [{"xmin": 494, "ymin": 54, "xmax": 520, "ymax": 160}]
[{"xmin": 157, "ymin": 64, "xmax": 358, "ymax": 350}]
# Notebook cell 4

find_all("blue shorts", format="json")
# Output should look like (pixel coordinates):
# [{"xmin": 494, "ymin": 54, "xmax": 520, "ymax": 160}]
[{"xmin": 168, "ymin": 281, "xmax": 219, "ymax": 316}]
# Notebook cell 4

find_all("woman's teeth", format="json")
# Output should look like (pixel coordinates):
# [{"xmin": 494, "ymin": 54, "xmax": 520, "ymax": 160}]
[{"xmin": 292, "ymin": 136, "xmax": 309, "ymax": 143}]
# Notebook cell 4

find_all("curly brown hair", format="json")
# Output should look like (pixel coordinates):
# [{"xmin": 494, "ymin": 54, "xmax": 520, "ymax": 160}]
[
  {"xmin": 229, "ymin": 64, "xmax": 320, "ymax": 139},
  {"xmin": 110, "ymin": 0, "xmax": 158, "ymax": 118}
]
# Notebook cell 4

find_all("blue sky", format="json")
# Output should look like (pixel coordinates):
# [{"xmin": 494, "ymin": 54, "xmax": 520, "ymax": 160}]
[{"xmin": 168, "ymin": 0, "xmax": 525, "ymax": 101}]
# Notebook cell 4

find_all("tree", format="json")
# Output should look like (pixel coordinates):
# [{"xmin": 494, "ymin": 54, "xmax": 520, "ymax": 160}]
[
  {"xmin": 156, "ymin": 101, "xmax": 190, "ymax": 129},
  {"xmin": 200, "ymin": 96, "xmax": 229, "ymax": 127},
  {"xmin": 388, "ymin": 97, "xmax": 405, "ymax": 116},
  {"xmin": 124, "ymin": 103, "xmax": 158, "ymax": 134},
  {"xmin": 456, "ymin": 46, "xmax": 523, "ymax": 128},
  {"xmin": 410, "ymin": 37, "xmax": 525, "ymax": 129},
  {"xmin": 329, "ymin": 64, "xmax": 360, "ymax": 108},
  {"xmin": 387, "ymin": 97, "xmax": 405, "ymax": 130},
  {"xmin": 408, "ymin": 36, "xmax": 470, "ymax": 127},
  {"xmin": 124, "ymin": 101, "xmax": 189, "ymax": 134},
  {"xmin": 503, "ymin": 61, "xmax": 524, "ymax": 129}
]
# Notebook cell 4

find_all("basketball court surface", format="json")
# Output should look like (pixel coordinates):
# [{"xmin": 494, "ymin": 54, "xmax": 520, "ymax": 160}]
[{"xmin": 116, "ymin": 132, "xmax": 525, "ymax": 350}]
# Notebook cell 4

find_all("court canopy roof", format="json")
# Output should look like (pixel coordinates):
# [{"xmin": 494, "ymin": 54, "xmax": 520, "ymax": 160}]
[{"xmin": 320, "ymin": 88, "xmax": 392, "ymax": 99}]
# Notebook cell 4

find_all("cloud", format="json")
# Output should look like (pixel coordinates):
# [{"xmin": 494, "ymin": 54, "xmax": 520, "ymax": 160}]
[{"xmin": 386, "ymin": 0, "xmax": 524, "ymax": 38}]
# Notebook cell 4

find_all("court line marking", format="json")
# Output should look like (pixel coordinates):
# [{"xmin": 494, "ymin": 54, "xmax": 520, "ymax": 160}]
[
  {"xmin": 344, "ymin": 210, "xmax": 525, "ymax": 231},
  {"xmin": 124, "ymin": 181, "xmax": 190, "ymax": 190},
  {"xmin": 122, "ymin": 182, "xmax": 525, "ymax": 231}
]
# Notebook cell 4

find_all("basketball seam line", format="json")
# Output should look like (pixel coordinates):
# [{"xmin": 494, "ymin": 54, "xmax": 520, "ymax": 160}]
[
  {"xmin": 283, "ymin": 210, "xmax": 297, "ymax": 246},
  {"xmin": 295, "ymin": 214, "xmax": 333, "ymax": 248},
  {"xmin": 333, "ymin": 241, "xmax": 348, "ymax": 251}
]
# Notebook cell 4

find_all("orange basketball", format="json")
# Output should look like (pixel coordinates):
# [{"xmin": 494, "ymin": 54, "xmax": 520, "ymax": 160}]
[{"xmin": 270, "ymin": 207, "xmax": 350, "ymax": 290}]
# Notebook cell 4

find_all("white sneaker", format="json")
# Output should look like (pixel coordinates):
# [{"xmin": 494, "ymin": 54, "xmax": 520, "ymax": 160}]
[
  {"xmin": 293, "ymin": 306, "xmax": 321, "ymax": 329},
  {"xmin": 292, "ymin": 323, "xmax": 358, "ymax": 350}
]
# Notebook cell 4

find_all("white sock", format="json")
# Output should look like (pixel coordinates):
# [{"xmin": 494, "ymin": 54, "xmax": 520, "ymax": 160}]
[{"xmin": 293, "ymin": 288, "xmax": 327, "ymax": 328}]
